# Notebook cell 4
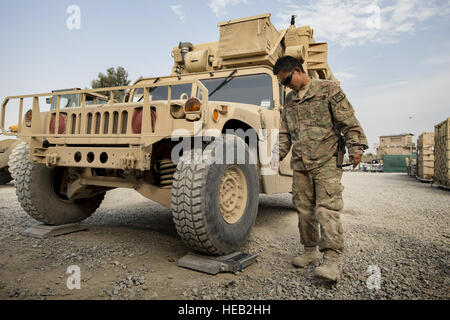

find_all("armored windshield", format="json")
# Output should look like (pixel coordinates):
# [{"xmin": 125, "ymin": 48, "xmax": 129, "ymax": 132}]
[
  {"xmin": 132, "ymin": 84, "xmax": 193, "ymax": 102},
  {"xmin": 200, "ymin": 74, "xmax": 274, "ymax": 108},
  {"xmin": 50, "ymin": 94, "xmax": 80, "ymax": 110},
  {"xmin": 50, "ymin": 93, "xmax": 108, "ymax": 109}
]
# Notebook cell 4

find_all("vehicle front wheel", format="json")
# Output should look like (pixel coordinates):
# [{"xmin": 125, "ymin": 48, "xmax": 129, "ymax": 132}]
[
  {"xmin": 171, "ymin": 135, "xmax": 259, "ymax": 255},
  {"xmin": 8, "ymin": 141, "xmax": 27, "ymax": 180},
  {"xmin": 15, "ymin": 145, "xmax": 105, "ymax": 225}
]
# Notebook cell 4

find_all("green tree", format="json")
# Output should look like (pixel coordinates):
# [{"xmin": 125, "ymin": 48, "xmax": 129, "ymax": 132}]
[{"xmin": 91, "ymin": 67, "xmax": 131, "ymax": 102}]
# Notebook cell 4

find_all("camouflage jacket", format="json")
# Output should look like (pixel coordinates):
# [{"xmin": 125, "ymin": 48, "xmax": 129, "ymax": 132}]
[{"xmin": 279, "ymin": 78, "xmax": 368, "ymax": 171}]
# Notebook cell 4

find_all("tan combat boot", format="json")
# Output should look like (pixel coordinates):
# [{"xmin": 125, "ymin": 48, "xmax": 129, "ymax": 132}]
[
  {"xmin": 314, "ymin": 249, "xmax": 341, "ymax": 282},
  {"xmin": 292, "ymin": 246, "xmax": 319, "ymax": 268}
]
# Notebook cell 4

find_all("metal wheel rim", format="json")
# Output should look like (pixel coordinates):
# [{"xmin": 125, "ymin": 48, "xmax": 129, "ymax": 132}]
[{"xmin": 218, "ymin": 165, "xmax": 248, "ymax": 224}]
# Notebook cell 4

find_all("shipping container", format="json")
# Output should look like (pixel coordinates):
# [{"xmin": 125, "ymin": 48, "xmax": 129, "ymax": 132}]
[
  {"xmin": 383, "ymin": 155, "xmax": 411, "ymax": 173},
  {"xmin": 434, "ymin": 118, "xmax": 450, "ymax": 188}
]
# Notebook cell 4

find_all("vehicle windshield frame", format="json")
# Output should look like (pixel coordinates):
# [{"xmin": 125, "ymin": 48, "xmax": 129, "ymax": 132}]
[{"xmin": 130, "ymin": 71, "xmax": 275, "ymax": 108}]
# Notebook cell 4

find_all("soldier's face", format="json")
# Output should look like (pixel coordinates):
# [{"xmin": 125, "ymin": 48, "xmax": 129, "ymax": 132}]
[{"xmin": 278, "ymin": 69, "xmax": 300, "ymax": 91}]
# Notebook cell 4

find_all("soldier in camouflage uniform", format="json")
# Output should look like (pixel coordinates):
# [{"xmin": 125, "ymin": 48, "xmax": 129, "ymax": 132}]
[{"xmin": 272, "ymin": 56, "xmax": 368, "ymax": 282}]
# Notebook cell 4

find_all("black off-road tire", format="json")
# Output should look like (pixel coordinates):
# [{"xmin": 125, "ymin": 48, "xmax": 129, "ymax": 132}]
[
  {"xmin": 15, "ymin": 145, "xmax": 105, "ymax": 225},
  {"xmin": 171, "ymin": 135, "xmax": 259, "ymax": 255},
  {"xmin": 0, "ymin": 167, "xmax": 12, "ymax": 185},
  {"xmin": 8, "ymin": 141, "xmax": 28, "ymax": 180}
]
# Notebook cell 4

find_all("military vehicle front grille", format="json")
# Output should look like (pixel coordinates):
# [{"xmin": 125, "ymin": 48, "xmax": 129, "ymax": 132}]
[{"xmin": 51, "ymin": 109, "xmax": 131, "ymax": 135}]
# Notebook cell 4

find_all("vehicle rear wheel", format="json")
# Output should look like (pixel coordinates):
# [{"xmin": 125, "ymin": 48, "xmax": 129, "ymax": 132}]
[
  {"xmin": 171, "ymin": 135, "xmax": 259, "ymax": 255},
  {"xmin": 15, "ymin": 145, "xmax": 105, "ymax": 225}
]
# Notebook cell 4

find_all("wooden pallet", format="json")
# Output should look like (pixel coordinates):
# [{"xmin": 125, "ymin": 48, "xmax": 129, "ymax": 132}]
[{"xmin": 434, "ymin": 118, "xmax": 450, "ymax": 188}]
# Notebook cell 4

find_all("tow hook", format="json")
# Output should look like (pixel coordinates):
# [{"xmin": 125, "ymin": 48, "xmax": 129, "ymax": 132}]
[
  {"xmin": 120, "ymin": 153, "xmax": 137, "ymax": 170},
  {"xmin": 45, "ymin": 152, "xmax": 60, "ymax": 167}
]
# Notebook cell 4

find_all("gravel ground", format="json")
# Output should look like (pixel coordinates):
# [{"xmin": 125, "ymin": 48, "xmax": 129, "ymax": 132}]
[{"xmin": 0, "ymin": 172, "xmax": 449, "ymax": 300}]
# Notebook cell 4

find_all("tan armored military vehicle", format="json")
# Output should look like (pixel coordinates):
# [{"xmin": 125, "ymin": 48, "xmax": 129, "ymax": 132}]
[{"xmin": 1, "ymin": 14, "xmax": 338, "ymax": 255}]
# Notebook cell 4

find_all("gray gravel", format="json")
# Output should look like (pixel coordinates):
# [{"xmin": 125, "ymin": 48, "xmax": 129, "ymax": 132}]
[{"xmin": 0, "ymin": 172, "xmax": 448, "ymax": 300}]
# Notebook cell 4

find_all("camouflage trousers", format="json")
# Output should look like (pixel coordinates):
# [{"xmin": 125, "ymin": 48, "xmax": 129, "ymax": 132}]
[{"xmin": 292, "ymin": 156, "xmax": 345, "ymax": 253}]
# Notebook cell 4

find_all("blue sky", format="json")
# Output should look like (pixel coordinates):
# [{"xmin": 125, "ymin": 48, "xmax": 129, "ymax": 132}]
[{"xmin": 1, "ymin": 0, "xmax": 449, "ymax": 152}]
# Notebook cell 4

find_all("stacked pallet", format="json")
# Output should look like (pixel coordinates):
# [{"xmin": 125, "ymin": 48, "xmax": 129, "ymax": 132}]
[
  {"xmin": 434, "ymin": 118, "xmax": 450, "ymax": 188},
  {"xmin": 417, "ymin": 132, "xmax": 434, "ymax": 181}
]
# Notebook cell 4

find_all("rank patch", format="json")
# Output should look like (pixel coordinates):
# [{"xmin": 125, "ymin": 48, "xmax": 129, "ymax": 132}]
[{"xmin": 331, "ymin": 91, "xmax": 346, "ymax": 104}]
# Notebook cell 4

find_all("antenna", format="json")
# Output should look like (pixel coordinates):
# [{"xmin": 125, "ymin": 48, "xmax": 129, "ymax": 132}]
[{"xmin": 290, "ymin": 15, "xmax": 296, "ymax": 26}]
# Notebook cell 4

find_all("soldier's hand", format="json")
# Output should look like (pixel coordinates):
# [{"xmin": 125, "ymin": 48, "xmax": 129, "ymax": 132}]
[
  {"xmin": 270, "ymin": 157, "xmax": 280, "ymax": 173},
  {"xmin": 350, "ymin": 154, "xmax": 361, "ymax": 168}
]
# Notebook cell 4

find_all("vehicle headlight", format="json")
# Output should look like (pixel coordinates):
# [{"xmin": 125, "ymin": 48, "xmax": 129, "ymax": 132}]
[
  {"xmin": 170, "ymin": 103, "xmax": 185, "ymax": 119},
  {"xmin": 49, "ymin": 113, "xmax": 67, "ymax": 134},
  {"xmin": 184, "ymin": 98, "xmax": 201, "ymax": 113}
]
